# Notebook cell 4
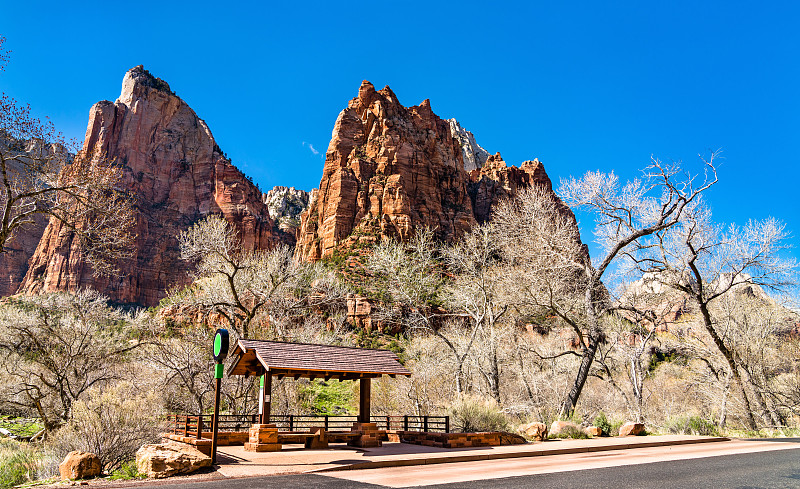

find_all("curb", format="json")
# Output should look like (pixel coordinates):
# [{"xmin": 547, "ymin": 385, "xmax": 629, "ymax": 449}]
[{"xmin": 313, "ymin": 436, "xmax": 731, "ymax": 472}]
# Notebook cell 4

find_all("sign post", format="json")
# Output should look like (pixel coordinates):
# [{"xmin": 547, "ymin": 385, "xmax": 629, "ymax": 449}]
[{"xmin": 210, "ymin": 329, "xmax": 229, "ymax": 465}]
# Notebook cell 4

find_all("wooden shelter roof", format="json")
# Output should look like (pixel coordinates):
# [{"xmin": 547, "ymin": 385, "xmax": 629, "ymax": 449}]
[{"xmin": 227, "ymin": 339, "xmax": 412, "ymax": 380}]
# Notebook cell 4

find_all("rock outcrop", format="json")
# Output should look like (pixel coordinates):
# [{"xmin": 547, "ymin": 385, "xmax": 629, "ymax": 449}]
[
  {"xmin": 0, "ymin": 214, "xmax": 47, "ymax": 296},
  {"xmin": 585, "ymin": 426, "xmax": 603, "ymax": 437},
  {"xmin": 295, "ymin": 81, "xmax": 477, "ymax": 261},
  {"xmin": 294, "ymin": 81, "xmax": 568, "ymax": 262},
  {"xmin": 468, "ymin": 154, "xmax": 554, "ymax": 224},
  {"xmin": 263, "ymin": 186, "xmax": 310, "ymax": 238},
  {"xmin": 18, "ymin": 66, "xmax": 277, "ymax": 306},
  {"xmin": 449, "ymin": 118, "xmax": 490, "ymax": 171}
]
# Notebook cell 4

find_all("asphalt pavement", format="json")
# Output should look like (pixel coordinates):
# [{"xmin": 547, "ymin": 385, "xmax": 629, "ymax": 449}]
[{"xmin": 121, "ymin": 441, "xmax": 800, "ymax": 489}]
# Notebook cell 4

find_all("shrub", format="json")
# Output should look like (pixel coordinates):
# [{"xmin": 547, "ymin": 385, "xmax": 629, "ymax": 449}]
[
  {"xmin": 593, "ymin": 412, "xmax": 611, "ymax": 436},
  {"xmin": 109, "ymin": 460, "xmax": 144, "ymax": 480},
  {"xmin": 0, "ymin": 439, "xmax": 39, "ymax": 488},
  {"xmin": 548, "ymin": 425, "xmax": 590, "ymax": 440},
  {"xmin": 48, "ymin": 382, "xmax": 163, "ymax": 472},
  {"xmin": 663, "ymin": 416, "xmax": 720, "ymax": 436},
  {"xmin": 448, "ymin": 395, "xmax": 510, "ymax": 433}
]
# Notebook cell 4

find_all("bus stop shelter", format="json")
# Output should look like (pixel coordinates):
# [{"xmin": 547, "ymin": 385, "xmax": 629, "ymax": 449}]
[{"xmin": 228, "ymin": 339, "xmax": 411, "ymax": 429}]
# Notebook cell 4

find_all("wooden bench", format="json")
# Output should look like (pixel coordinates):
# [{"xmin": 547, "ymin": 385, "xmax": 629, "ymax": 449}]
[{"xmin": 277, "ymin": 432, "xmax": 317, "ymax": 444}]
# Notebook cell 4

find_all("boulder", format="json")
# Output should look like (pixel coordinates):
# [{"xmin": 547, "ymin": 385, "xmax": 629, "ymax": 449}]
[
  {"xmin": 136, "ymin": 442, "xmax": 211, "ymax": 479},
  {"xmin": 518, "ymin": 422, "xmax": 549, "ymax": 441},
  {"xmin": 498, "ymin": 432, "xmax": 528, "ymax": 445},
  {"xmin": 59, "ymin": 451, "xmax": 102, "ymax": 480},
  {"xmin": 550, "ymin": 420, "xmax": 582, "ymax": 437},
  {"xmin": 585, "ymin": 426, "xmax": 603, "ymax": 437},
  {"xmin": 619, "ymin": 422, "xmax": 646, "ymax": 436}
]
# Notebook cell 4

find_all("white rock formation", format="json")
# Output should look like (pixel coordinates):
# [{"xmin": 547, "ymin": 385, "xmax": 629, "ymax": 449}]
[
  {"xmin": 263, "ymin": 186, "xmax": 310, "ymax": 233},
  {"xmin": 449, "ymin": 118, "xmax": 490, "ymax": 171}
]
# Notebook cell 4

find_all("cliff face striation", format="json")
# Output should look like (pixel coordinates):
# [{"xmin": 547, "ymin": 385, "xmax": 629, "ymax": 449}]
[
  {"xmin": 295, "ymin": 81, "xmax": 478, "ymax": 261},
  {"xmin": 19, "ymin": 66, "xmax": 277, "ymax": 306},
  {"xmin": 295, "ymin": 80, "xmax": 566, "ymax": 261}
]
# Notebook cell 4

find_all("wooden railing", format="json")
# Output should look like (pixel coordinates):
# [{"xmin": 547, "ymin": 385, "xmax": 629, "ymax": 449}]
[
  {"xmin": 373, "ymin": 415, "xmax": 450, "ymax": 433},
  {"xmin": 166, "ymin": 413, "xmax": 450, "ymax": 436}
]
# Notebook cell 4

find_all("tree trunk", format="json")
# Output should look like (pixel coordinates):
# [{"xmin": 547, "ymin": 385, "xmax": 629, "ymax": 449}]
[
  {"xmin": 560, "ymin": 332, "xmax": 600, "ymax": 418},
  {"xmin": 697, "ymin": 302, "xmax": 758, "ymax": 430},
  {"xmin": 739, "ymin": 365, "xmax": 782, "ymax": 427}
]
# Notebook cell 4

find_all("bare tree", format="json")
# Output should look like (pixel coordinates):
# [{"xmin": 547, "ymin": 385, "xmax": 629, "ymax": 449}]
[
  {"xmin": 0, "ymin": 37, "xmax": 9, "ymax": 72},
  {"xmin": 365, "ymin": 229, "xmax": 487, "ymax": 397},
  {"xmin": 174, "ymin": 214, "xmax": 346, "ymax": 338},
  {"xmin": 0, "ymin": 39, "xmax": 134, "ymax": 275},
  {"xmin": 0, "ymin": 291, "xmax": 143, "ymax": 431},
  {"xmin": 493, "ymin": 155, "xmax": 717, "ymax": 417},
  {"xmin": 442, "ymin": 224, "xmax": 511, "ymax": 401},
  {"xmin": 636, "ymin": 205, "xmax": 797, "ymax": 429},
  {"xmin": 141, "ymin": 321, "xmax": 216, "ymax": 413}
]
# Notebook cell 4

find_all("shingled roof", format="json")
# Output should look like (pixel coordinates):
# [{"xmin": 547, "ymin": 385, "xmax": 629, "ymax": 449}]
[{"xmin": 228, "ymin": 339, "xmax": 412, "ymax": 379}]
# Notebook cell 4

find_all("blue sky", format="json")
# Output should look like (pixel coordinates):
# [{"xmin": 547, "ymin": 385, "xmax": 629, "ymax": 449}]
[{"xmin": 1, "ymin": 1, "xmax": 798, "ymax": 262}]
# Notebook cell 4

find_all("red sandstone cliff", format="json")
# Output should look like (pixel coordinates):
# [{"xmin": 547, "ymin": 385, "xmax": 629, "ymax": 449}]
[
  {"xmin": 295, "ymin": 81, "xmax": 566, "ymax": 261},
  {"xmin": 18, "ymin": 66, "xmax": 278, "ymax": 306},
  {"xmin": 295, "ymin": 81, "xmax": 477, "ymax": 261}
]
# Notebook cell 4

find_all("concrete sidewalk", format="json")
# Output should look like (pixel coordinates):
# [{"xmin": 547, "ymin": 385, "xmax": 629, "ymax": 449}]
[{"xmin": 214, "ymin": 435, "xmax": 729, "ymax": 478}]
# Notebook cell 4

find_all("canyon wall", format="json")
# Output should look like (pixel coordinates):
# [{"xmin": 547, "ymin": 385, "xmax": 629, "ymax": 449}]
[{"xmin": 19, "ymin": 66, "xmax": 278, "ymax": 306}]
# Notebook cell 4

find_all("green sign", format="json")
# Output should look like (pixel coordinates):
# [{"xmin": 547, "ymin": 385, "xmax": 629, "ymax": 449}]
[{"xmin": 212, "ymin": 329, "xmax": 229, "ymax": 362}]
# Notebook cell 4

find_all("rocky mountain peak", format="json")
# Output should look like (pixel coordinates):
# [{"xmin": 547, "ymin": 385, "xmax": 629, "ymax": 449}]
[
  {"xmin": 263, "ymin": 186, "xmax": 310, "ymax": 236},
  {"xmin": 295, "ymin": 80, "xmax": 576, "ymax": 261},
  {"xmin": 19, "ymin": 67, "xmax": 277, "ymax": 306},
  {"xmin": 448, "ymin": 118, "xmax": 490, "ymax": 171}
]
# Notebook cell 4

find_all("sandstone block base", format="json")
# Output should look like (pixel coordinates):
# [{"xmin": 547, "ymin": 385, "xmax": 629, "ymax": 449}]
[
  {"xmin": 243, "ymin": 441, "xmax": 282, "ymax": 452},
  {"xmin": 348, "ymin": 422, "xmax": 383, "ymax": 448},
  {"xmin": 245, "ymin": 424, "xmax": 281, "ymax": 452}
]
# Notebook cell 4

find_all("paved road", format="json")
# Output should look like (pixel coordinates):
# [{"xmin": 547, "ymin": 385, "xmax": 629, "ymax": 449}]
[{"xmin": 128, "ymin": 441, "xmax": 800, "ymax": 489}]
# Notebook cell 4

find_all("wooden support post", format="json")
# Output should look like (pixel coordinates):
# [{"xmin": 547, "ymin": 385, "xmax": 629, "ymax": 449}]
[
  {"xmin": 260, "ymin": 372, "xmax": 272, "ymax": 424},
  {"xmin": 359, "ymin": 377, "xmax": 371, "ymax": 424},
  {"xmin": 211, "ymin": 362, "xmax": 223, "ymax": 464}
]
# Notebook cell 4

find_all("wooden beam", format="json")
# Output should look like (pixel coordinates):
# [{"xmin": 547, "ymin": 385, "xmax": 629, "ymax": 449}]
[
  {"xmin": 260, "ymin": 373, "xmax": 272, "ymax": 424},
  {"xmin": 359, "ymin": 377, "xmax": 371, "ymax": 424}
]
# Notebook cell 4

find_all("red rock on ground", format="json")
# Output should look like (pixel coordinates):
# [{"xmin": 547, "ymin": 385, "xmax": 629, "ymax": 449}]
[
  {"xmin": 619, "ymin": 422, "xmax": 646, "ymax": 436},
  {"xmin": 59, "ymin": 451, "xmax": 101, "ymax": 480}
]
